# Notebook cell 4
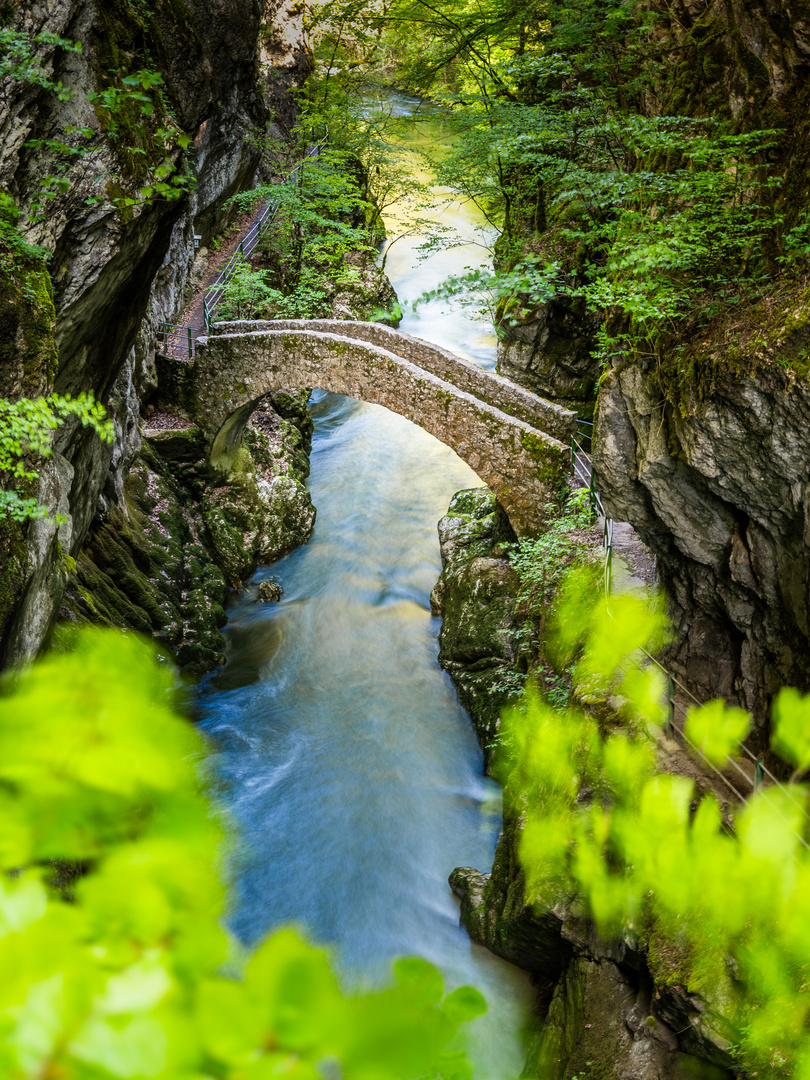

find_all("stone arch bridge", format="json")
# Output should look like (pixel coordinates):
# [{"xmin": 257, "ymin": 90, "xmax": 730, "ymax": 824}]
[{"xmin": 157, "ymin": 319, "xmax": 576, "ymax": 535}]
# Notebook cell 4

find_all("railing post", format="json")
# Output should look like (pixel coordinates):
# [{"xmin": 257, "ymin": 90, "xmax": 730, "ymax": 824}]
[
  {"xmin": 571, "ymin": 435, "xmax": 576, "ymax": 470},
  {"xmin": 665, "ymin": 673, "xmax": 675, "ymax": 737},
  {"xmin": 187, "ymin": 326, "xmax": 193, "ymax": 357}
]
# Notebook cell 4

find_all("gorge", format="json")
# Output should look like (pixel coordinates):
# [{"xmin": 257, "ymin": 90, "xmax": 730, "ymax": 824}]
[{"xmin": 3, "ymin": 1, "xmax": 810, "ymax": 1079}]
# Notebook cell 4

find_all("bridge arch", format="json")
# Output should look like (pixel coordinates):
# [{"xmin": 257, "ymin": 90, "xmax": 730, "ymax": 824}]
[{"xmin": 178, "ymin": 325, "xmax": 572, "ymax": 536}]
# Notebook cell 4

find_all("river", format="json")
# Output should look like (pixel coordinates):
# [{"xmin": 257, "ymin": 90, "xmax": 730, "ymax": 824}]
[{"xmin": 197, "ymin": 96, "xmax": 533, "ymax": 1078}]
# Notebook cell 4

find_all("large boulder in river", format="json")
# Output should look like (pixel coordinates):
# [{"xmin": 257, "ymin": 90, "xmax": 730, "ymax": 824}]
[{"xmin": 431, "ymin": 488, "xmax": 521, "ymax": 754}]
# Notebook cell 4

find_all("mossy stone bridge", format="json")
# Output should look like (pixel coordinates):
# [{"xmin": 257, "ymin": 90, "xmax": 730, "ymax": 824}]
[{"xmin": 159, "ymin": 319, "xmax": 576, "ymax": 535}]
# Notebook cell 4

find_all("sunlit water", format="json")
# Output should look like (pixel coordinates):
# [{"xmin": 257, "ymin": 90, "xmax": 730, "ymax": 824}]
[
  {"xmin": 379, "ymin": 94, "xmax": 498, "ymax": 368},
  {"xmin": 197, "ymin": 97, "xmax": 533, "ymax": 1078}
]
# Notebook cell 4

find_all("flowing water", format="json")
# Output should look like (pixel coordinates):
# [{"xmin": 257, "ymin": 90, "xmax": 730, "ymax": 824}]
[{"xmin": 198, "ymin": 96, "xmax": 533, "ymax": 1078}]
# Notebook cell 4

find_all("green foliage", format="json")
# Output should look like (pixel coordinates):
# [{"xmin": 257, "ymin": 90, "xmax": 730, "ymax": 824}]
[
  {"xmin": 772, "ymin": 687, "xmax": 810, "ymax": 778},
  {"xmin": 1, "ymin": 26, "xmax": 194, "ymax": 222},
  {"xmin": 0, "ymin": 195, "xmax": 49, "ymax": 285},
  {"xmin": 418, "ymin": 63, "xmax": 782, "ymax": 358},
  {"xmin": 228, "ymin": 141, "xmax": 379, "ymax": 319},
  {"xmin": 212, "ymin": 260, "xmax": 282, "ymax": 321},
  {"xmin": 0, "ymin": 27, "xmax": 81, "ymax": 102},
  {"xmin": 497, "ymin": 569, "xmax": 810, "ymax": 1075},
  {"xmin": 363, "ymin": 0, "xmax": 792, "ymax": 365},
  {"xmin": 86, "ymin": 69, "xmax": 195, "ymax": 208},
  {"xmin": 0, "ymin": 631, "xmax": 487, "ymax": 1078},
  {"xmin": 0, "ymin": 394, "xmax": 113, "ymax": 522},
  {"xmin": 684, "ymin": 698, "xmax": 751, "ymax": 766},
  {"xmin": 510, "ymin": 488, "xmax": 597, "ymax": 616}
]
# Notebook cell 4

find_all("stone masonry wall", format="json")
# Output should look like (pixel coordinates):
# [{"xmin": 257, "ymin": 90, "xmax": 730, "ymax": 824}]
[
  {"xmin": 160, "ymin": 328, "xmax": 572, "ymax": 536},
  {"xmin": 215, "ymin": 319, "xmax": 577, "ymax": 443}
]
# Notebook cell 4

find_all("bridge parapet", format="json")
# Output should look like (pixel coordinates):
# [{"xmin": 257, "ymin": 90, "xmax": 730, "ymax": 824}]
[
  {"xmin": 212, "ymin": 319, "xmax": 577, "ymax": 445},
  {"xmin": 185, "ymin": 327, "xmax": 569, "ymax": 536}
]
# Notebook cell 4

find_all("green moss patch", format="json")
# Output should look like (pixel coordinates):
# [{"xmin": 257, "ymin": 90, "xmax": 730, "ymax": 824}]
[{"xmin": 658, "ymin": 278, "xmax": 810, "ymax": 413}]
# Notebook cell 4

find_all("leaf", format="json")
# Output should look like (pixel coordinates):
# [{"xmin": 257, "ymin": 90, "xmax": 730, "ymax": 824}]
[
  {"xmin": 392, "ymin": 957, "xmax": 444, "ymax": 1005},
  {"xmin": 441, "ymin": 986, "xmax": 487, "ymax": 1024},
  {"xmin": 772, "ymin": 687, "xmax": 810, "ymax": 772},
  {"xmin": 684, "ymin": 699, "xmax": 751, "ymax": 766}
]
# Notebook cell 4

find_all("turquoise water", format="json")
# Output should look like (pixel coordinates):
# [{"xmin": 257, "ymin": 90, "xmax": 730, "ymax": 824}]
[{"xmin": 197, "ymin": 100, "xmax": 532, "ymax": 1079}]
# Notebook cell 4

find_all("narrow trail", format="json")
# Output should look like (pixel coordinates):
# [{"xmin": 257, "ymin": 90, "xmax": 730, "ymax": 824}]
[{"xmin": 179, "ymin": 202, "xmax": 268, "ymax": 342}]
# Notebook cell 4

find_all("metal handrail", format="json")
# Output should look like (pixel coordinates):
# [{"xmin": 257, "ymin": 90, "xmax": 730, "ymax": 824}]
[
  {"xmin": 570, "ymin": 429, "xmax": 810, "ymax": 837},
  {"xmin": 158, "ymin": 322, "xmax": 195, "ymax": 358},
  {"xmin": 203, "ymin": 133, "xmax": 330, "ymax": 333}
]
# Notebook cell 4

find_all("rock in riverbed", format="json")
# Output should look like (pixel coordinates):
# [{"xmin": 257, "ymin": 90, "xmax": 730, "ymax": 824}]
[{"xmin": 257, "ymin": 579, "xmax": 283, "ymax": 602}]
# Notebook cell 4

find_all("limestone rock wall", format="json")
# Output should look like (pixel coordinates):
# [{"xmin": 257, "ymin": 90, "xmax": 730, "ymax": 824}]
[
  {"xmin": 594, "ymin": 358, "xmax": 810, "ymax": 741},
  {"xmin": 496, "ymin": 297, "xmax": 602, "ymax": 418},
  {"xmin": 0, "ymin": 0, "xmax": 312, "ymax": 666}
]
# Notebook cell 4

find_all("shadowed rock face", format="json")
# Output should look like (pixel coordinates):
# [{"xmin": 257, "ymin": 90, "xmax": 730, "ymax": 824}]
[
  {"xmin": 594, "ymin": 360, "xmax": 810, "ymax": 741},
  {"xmin": 497, "ymin": 297, "xmax": 602, "ymax": 416},
  {"xmin": 0, "ymin": 0, "xmax": 309, "ymax": 666}
]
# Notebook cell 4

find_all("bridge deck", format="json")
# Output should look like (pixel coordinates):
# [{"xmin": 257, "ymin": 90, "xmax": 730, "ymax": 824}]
[
  {"xmin": 212, "ymin": 319, "xmax": 576, "ymax": 445},
  {"xmin": 157, "ymin": 319, "xmax": 575, "ymax": 535}
]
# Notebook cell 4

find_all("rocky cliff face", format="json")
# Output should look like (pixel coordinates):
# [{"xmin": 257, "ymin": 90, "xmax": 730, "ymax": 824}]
[
  {"xmin": 496, "ymin": 0, "xmax": 810, "ymax": 730},
  {"xmin": 497, "ymin": 297, "xmax": 601, "ymax": 418},
  {"xmin": 0, "ymin": 0, "xmax": 312, "ymax": 666},
  {"xmin": 59, "ymin": 392, "xmax": 315, "ymax": 677},
  {"xmin": 594, "ymin": 347, "xmax": 810, "ymax": 742}
]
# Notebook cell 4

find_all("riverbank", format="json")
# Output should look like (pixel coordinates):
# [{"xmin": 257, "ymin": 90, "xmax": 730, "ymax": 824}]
[
  {"xmin": 58, "ymin": 391, "xmax": 315, "ymax": 678},
  {"xmin": 433, "ymin": 492, "xmax": 741, "ymax": 1079}
]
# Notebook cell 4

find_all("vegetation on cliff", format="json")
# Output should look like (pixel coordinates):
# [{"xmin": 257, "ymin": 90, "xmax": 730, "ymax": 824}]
[
  {"xmin": 495, "ymin": 571, "xmax": 810, "ymax": 1077},
  {"xmin": 310, "ymin": 0, "xmax": 810, "ymax": 382}
]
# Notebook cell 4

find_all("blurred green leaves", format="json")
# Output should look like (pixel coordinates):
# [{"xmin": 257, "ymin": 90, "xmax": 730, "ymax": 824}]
[
  {"xmin": 0, "ymin": 631, "xmax": 487, "ymax": 1079},
  {"xmin": 684, "ymin": 699, "xmax": 751, "ymax": 766},
  {"xmin": 497, "ymin": 569, "xmax": 810, "ymax": 1075}
]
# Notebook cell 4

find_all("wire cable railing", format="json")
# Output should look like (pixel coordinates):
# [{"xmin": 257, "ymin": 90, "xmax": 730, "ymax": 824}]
[
  {"xmin": 570, "ymin": 424, "xmax": 810, "ymax": 839},
  {"xmin": 203, "ymin": 135, "xmax": 329, "ymax": 334}
]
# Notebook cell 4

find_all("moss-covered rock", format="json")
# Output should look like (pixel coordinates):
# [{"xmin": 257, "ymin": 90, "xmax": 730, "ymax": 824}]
[
  {"xmin": 431, "ymin": 488, "xmax": 522, "ymax": 753},
  {"xmin": 0, "ymin": 207, "xmax": 60, "ymax": 646},
  {"xmin": 449, "ymin": 807, "xmax": 571, "ymax": 981},
  {"xmin": 60, "ymin": 395, "xmax": 315, "ymax": 678},
  {"xmin": 0, "ymin": 266, "xmax": 58, "ymax": 400},
  {"xmin": 0, "ymin": 516, "xmax": 31, "ymax": 649}
]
